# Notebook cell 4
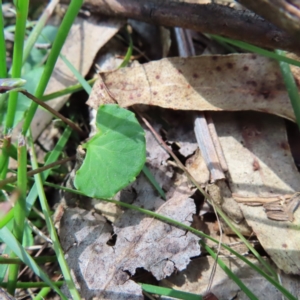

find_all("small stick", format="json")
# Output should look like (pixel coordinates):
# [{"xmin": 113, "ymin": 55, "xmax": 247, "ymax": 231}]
[
  {"xmin": 174, "ymin": 27, "xmax": 225, "ymax": 182},
  {"xmin": 232, "ymin": 194, "xmax": 292, "ymax": 204},
  {"xmin": 20, "ymin": 90, "xmax": 86, "ymax": 138},
  {"xmin": 205, "ymin": 113, "xmax": 228, "ymax": 172},
  {"xmin": 194, "ymin": 115, "xmax": 225, "ymax": 181}
]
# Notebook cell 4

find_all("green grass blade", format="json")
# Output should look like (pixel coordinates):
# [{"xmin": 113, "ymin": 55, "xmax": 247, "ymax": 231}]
[
  {"xmin": 1, "ymin": 281, "xmax": 63, "ymax": 289},
  {"xmin": 0, "ymin": 209, "xmax": 13, "ymax": 229},
  {"xmin": 211, "ymin": 203, "xmax": 277, "ymax": 279},
  {"xmin": 1, "ymin": 0, "xmax": 29, "ymax": 184},
  {"xmin": 118, "ymin": 29, "xmax": 133, "ymax": 69},
  {"xmin": 25, "ymin": 125, "xmax": 72, "ymax": 212},
  {"xmin": 141, "ymin": 283, "xmax": 201, "ymax": 300},
  {"xmin": 0, "ymin": 246, "xmax": 10, "ymax": 283},
  {"xmin": 28, "ymin": 133, "xmax": 81, "ymax": 300},
  {"xmin": 142, "ymin": 165, "xmax": 166, "ymax": 199},
  {"xmin": 0, "ymin": 1, "xmax": 7, "ymax": 77},
  {"xmin": 13, "ymin": 137, "xmax": 27, "ymax": 242},
  {"xmin": 201, "ymin": 240, "xmax": 259, "ymax": 300},
  {"xmin": 5, "ymin": 0, "xmax": 29, "ymax": 132},
  {"xmin": 33, "ymin": 287, "xmax": 52, "ymax": 300},
  {"xmin": 0, "ymin": 227, "xmax": 67, "ymax": 299},
  {"xmin": 60, "ymin": 53, "xmax": 92, "ymax": 94},
  {"xmin": 0, "ymin": 256, "xmax": 57, "ymax": 265},
  {"xmin": 22, "ymin": 0, "xmax": 83, "ymax": 135},
  {"xmin": 0, "ymin": 125, "xmax": 71, "ymax": 230},
  {"xmin": 7, "ymin": 136, "xmax": 28, "ymax": 295},
  {"xmin": 211, "ymin": 35, "xmax": 300, "ymax": 68},
  {"xmin": 276, "ymin": 49, "xmax": 300, "ymax": 129},
  {"xmin": 41, "ymin": 78, "xmax": 97, "ymax": 101}
]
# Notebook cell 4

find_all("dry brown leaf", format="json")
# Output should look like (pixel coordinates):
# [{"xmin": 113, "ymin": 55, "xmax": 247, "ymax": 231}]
[
  {"xmin": 114, "ymin": 176, "xmax": 200, "ymax": 281},
  {"xmin": 59, "ymin": 208, "xmax": 143, "ymax": 300},
  {"xmin": 213, "ymin": 111, "xmax": 300, "ymax": 274},
  {"xmin": 87, "ymin": 54, "xmax": 297, "ymax": 122},
  {"xmin": 60, "ymin": 180, "xmax": 199, "ymax": 298},
  {"xmin": 59, "ymin": 123, "xmax": 200, "ymax": 298}
]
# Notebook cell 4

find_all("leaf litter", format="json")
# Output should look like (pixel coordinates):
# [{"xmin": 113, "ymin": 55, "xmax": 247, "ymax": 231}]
[
  {"xmin": 59, "ymin": 121, "xmax": 200, "ymax": 299},
  {"xmin": 87, "ymin": 53, "xmax": 297, "ymax": 122},
  {"xmin": 57, "ymin": 18, "xmax": 300, "ymax": 298},
  {"xmin": 71, "ymin": 48, "xmax": 300, "ymax": 298}
]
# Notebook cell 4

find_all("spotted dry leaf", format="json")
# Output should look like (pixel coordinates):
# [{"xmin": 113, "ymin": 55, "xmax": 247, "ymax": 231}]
[{"xmin": 87, "ymin": 54, "xmax": 297, "ymax": 121}]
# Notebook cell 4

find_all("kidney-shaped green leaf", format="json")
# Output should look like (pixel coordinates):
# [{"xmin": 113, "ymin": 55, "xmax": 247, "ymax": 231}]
[{"xmin": 74, "ymin": 104, "xmax": 146, "ymax": 198}]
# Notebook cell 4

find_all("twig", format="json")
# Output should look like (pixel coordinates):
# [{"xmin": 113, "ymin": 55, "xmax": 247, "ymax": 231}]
[
  {"xmin": 232, "ymin": 193, "xmax": 292, "ymax": 203},
  {"xmin": 194, "ymin": 115, "xmax": 225, "ymax": 181},
  {"xmin": 238, "ymin": 0, "xmax": 300, "ymax": 37},
  {"xmin": 20, "ymin": 90, "xmax": 87, "ymax": 138},
  {"xmin": 206, "ymin": 113, "xmax": 228, "ymax": 172},
  {"xmin": 69, "ymin": 0, "xmax": 300, "ymax": 55}
]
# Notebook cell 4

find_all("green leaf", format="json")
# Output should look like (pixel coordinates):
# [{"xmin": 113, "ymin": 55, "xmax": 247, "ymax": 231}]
[{"xmin": 75, "ymin": 104, "xmax": 146, "ymax": 198}]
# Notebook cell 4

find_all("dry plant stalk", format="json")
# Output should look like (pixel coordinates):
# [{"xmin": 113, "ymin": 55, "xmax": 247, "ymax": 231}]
[
  {"xmin": 232, "ymin": 192, "xmax": 300, "ymax": 221},
  {"xmin": 70, "ymin": 0, "xmax": 300, "ymax": 55}
]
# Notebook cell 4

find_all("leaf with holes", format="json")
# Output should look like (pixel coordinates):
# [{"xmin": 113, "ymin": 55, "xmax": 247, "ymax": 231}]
[{"xmin": 74, "ymin": 104, "xmax": 146, "ymax": 198}]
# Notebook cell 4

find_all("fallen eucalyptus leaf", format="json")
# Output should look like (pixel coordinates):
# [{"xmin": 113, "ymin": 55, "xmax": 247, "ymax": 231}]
[{"xmin": 87, "ymin": 54, "xmax": 297, "ymax": 122}]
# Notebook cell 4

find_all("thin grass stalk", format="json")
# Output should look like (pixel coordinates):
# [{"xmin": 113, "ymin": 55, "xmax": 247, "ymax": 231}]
[
  {"xmin": 6, "ymin": 257, "xmax": 19, "ymax": 295},
  {"xmin": 13, "ymin": 136, "xmax": 28, "ymax": 240},
  {"xmin": 0, "ymin": 256, "xmax": 57, "ymax": 265},
  {"xmin": 41, "ymin": 78, "xmax": 97, "ymax": 101},
  {"xmin": 28, "ymin": 133, "xmax": 81, "ymax": 300},
  {"xmin": 60, "ymin": 53, "xmax": 92, "ymax": 94},
  {"xmin": 276, "ymin": 49, "xmax": 300, "ymax": 129},
  {"xmin": 211, "ymin": 35, "xmax": 300, "ymax": 68},
  {"xmin": 33, "ymin": 287, "xmax": 51, "ymax": 300},
  {"xmin": 25, "ymin": 125, "xmax": 72, "ymax": 211},
  {"xmin": 0, "ymin": 138, "xmax": 10, "ymax": 179},
  {"xmin": 21, "ymin": 0, "xmax": 83, "ymax": 135},
  {"xmin": 5, "ymin": 0, "xmax": 29, "ymax": 132},
  {"xmin": 0, "ymin": 0, "xmax": 7, "ymax": 77},
  {"xmin": 0, "ymin": 1, "xmax": 29, "ymax": 182},
  {"xmin": 201, "ymin": 240, "xmax": 259, "ymax": 300},
  {"xmin": 23, "ymin": 0, "xmax": 59, "ymax": 64},
  {"xmin": 0, "ymin": 125, "xmax": 71, "ymax": 229},
  {"xmin": 141, "ymin": 283, "xmax": 201, "ymax": 300},
  {"xmin": 118, "ymin": 27, "xmax": 133, "ymax": 69},
  {"xmin": 1, "ymin": 281, "xmax": 63, "ymax": 289},
  {"xmin": 6, "ymin": 136, "xmax": 28, "ymax": 295},
  {"xmin": 0, "ymin": 246, "xmax": 10, "ymax": 283}
]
